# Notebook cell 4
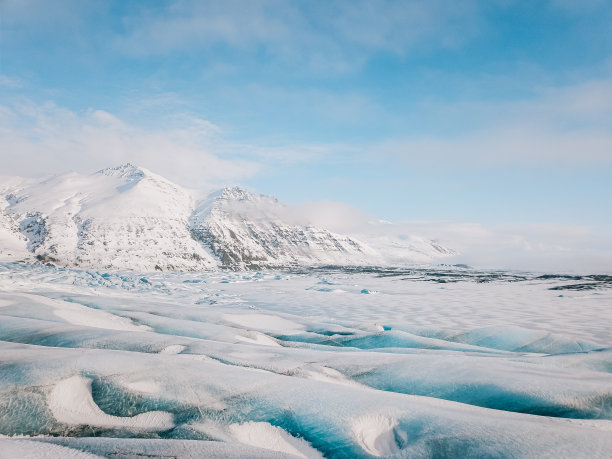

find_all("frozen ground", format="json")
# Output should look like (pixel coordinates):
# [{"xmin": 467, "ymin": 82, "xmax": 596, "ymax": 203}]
[{"xmin": 0, "ymin": 262, "xmax": 611, "ymax": 458}]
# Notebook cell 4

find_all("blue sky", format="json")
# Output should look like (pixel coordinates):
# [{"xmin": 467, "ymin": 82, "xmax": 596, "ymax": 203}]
[{"xmin": 1, "ymin": 0, "xmax": 612, "ymax": 269}]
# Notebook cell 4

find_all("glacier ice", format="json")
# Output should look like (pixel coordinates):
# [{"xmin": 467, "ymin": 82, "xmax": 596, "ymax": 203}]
[{"xmin": 0, "ymin": 263, "xmax": 611, "ymax": 457}]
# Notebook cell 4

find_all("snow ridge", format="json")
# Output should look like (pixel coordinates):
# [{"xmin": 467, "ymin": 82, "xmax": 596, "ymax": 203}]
[{"xmin": 97, "ymin": 162, "xmax": 145, "ymax": 181}]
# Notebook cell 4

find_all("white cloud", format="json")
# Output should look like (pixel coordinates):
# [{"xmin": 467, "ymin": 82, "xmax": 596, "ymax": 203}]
[
  {"xmin": 0, "ymin": 75, "xmax": 23, "ymax": 89},
  {"xmin": 0, "ymin": 101, "xmax": 259, "ymax": 187},
  {"xmin": 433, "ymin": 222, "xmax": 612, "ymax": 274},
  {"xmin": 381, "ymin": 127, "xmax": 612, "ymax": 167},
  {"xmin": 289, "ymin": 200, "xmax": 372, "ymax": 234},
  {"xmin": 309, "ymin": 204, "xmax": 612, "ymax": 272},
  {"xmin": 376, "ymin": 79, "xmax": 612, "ymax": 166},
  {"xmin": 250, "ymin": 197, "xmax": 612, "ymax": 273}
]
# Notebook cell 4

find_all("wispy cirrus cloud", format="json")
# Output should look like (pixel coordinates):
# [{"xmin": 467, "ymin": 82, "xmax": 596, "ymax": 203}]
[
  {"xmin": 111, "ymin": 0, "xmax": 485, "ymax": 72},
  {"xmin": 0, "ymin": 75, "xmax": 24, "ymax": 89},
  {"xmin": 371, "ymin": 78, "xmax": 612, "ymax": 167},
  {"xmin": 2, "ymin": 0, "xmax": 486, "ymax": 76}
]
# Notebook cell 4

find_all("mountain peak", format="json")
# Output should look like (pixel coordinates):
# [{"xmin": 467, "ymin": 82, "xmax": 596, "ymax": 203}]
[
  {"xmin": 216, "ymin": 186, "xmax": 279, "ymax": 204},
  {"xmin": 97, "ymin": 163, "xmax": 146, "ymax": 182},
  {"xmin": 211, "ymin": 186, "xmax": 256, "ymax": 202}
]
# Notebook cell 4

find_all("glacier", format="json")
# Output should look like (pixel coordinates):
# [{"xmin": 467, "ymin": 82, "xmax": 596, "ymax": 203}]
[{"xmin": 0, "ymin": 262, "xmax": 611, "ymax": 457}]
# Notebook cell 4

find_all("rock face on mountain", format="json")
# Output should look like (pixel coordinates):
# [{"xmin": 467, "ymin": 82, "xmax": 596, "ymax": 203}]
[
  {"xmin": 190, "ymin": 187, "xmax": 379, "ymax": 269},
  {"xmin": 0, "ymin": 164, "xmax": 454, "ymax": 271},
  {"xmin": 0, "ymin": 201, "xmax": 28, "ymax": 261}
]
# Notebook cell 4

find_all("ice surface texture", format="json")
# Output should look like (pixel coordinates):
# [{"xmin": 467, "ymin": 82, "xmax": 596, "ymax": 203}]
[{"xmin": 0, "ymin": 263, "xmax": 611, "ymax": 457}]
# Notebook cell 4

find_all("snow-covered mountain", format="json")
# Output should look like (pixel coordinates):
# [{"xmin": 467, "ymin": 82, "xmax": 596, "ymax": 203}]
[
  {"xmin": 0, "ymin": 164, "xmax": 217, "ymax": 271},
  {"xmin": 190, "ymin": 187, "xmax": 381, "ymax": 269},
  {"xmin": 0, "ymin": 164, "xmax": 454, "ymax": 270}
]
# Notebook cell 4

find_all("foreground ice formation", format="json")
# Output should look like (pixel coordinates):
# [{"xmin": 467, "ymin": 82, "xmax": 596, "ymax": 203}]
[
  {"xmin": 0, "ymin": 263, "xmax": 611, "ymax": 457},
  {"xmin": 49, "ymin": 375, "xmax": 175, "ymax": 431}
]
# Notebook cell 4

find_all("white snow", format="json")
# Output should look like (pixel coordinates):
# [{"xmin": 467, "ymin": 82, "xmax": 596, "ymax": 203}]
[
  {"xmin": 228, "ymin": 422, "xmax": 323, "ymax": 458},
  {"xmin": 0, "ymin": 164, "xmax": 218, "ymax": 271},
  {"xmin": 190, "ymin": 186, "xmax": 386, "ymax": 268},
  {"xmin": 352, "ymin": 413, "xmax": 405, "ymax": 457},
  {"xmin": 123, "ymin": 379, "xmax": 162, "ymax": 394},
  {"xmin": 10, "ymin": 292, "xmax": 151, "ymax": 332},
  {"xmin": 0, "ymin": 438, "xmax": 103, "ymax": 459},
  {"xmin": 0, "ymin": 196, "xmax": 28, "ymax": 261},
  {"xmin": 223, "ymin": 313, "xmax": 304, "ymax": 333},
  {"xmin": 53, "ymin": 302, "xmax": 151, "ymax": 332},
  {"xmin": 0, "ymin": 437, "xmax": 298, "ymax": 458},
  {"xmin": 159, "ymin": 344, "xmax": 186, "ymax": 354},
  {"xmin": 235, "ymin": 331, "xmax": 282, "ymax": 346}
]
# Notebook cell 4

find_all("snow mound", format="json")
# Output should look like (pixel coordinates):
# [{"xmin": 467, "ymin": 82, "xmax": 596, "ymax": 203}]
[
  {"xmin": 0, "ymin": 438, "xmax": 103, "ymax": 459},
  {"xmin": 9, "ymin": 437, "xmax": 298, "ymax": 458},
  {"xmin": 159, "ymin": 344, "xmax": 186, "ymax": 354},
  {"xmin": 123, "ymin": 379, "xmax": 162, "ymax": 394},
  {"xmin": 352, "ymin": 413, "xmax": 407, "ymax": 457},
  {"xmin": 228, "ymin": 422, "xmax": 323, "ymax": 458},
  {"xmin": 51, "ymin": 297, "xmax": 151, "ymax": 332},
  {"xmin": 223, "ymin": 313, "xmax": 304, "ymax": 333},
  {"xmin": 235, "ymin": 331, "xmax": 282, "ymax": 346},
  {"xmin": 48, "ymin": 375, "xmax": 174, "ymax": 430}
]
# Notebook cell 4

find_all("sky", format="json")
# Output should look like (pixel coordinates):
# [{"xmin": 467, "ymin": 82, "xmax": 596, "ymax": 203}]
[{"xmin": 1, "ymin": 0, "xmax": 612, "ymax": 271}]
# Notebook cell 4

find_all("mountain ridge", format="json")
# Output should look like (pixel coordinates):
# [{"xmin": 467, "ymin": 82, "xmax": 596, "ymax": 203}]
[{"xmin": 0, "ymin": 164, "xmax": 455, "ymax": 271}]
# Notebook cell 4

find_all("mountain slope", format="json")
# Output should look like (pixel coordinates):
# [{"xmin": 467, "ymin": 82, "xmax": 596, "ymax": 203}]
[
  {"xmin": 2, "ymin": 164, "xmax": 217, "ymax": 271},
  {"xmin": 0, "ymin": 164, "xmax": 454, "ymax": 271},
  {"xmin": 0, "ymin": 200, "xmax": 28, "ymax": 262},
  {"xmin": 190, "ymin": 187, "xmax": 381, "ymax": 269}
]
